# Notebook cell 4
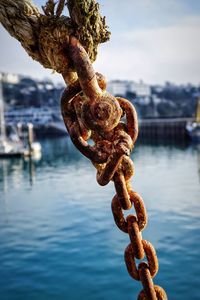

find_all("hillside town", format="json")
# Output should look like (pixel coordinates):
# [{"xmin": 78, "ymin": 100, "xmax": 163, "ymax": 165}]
[{"xmin": 1, "ymin": 72, "xmax": 199, "ymax": 120}]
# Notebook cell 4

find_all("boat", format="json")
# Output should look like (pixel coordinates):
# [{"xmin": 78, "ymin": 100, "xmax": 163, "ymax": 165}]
[
  {"xmin": 23, "ymin": 123, "xmax": 42, "ymax": 160},
  {"xmin": 5, "ymin": 107, "xmax": 67, "ymax": 137},
  {"xmin": 0, "ymin": 142, "xmax": 24, "ymax": 158},
  {"xmin": 0, "ymin": 80, "xmax": 25, "ymax": 157},
  {"xmin": 0, "ymin": 81, "xmax": 41, "ymax": 158},
  {"xmin": 186, "ymin": 99, "xmax": 200, "ymax": 142}
]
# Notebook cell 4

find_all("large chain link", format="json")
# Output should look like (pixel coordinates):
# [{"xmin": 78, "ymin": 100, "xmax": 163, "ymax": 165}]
[{"xmin": 61, "ymin": 36, "xmax": 168, "ymax": 300}]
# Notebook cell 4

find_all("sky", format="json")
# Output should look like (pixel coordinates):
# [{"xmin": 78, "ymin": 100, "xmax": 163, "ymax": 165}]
[{"xmin": 0, "ymin": 0, "xmax": 200, "ymax": 85}]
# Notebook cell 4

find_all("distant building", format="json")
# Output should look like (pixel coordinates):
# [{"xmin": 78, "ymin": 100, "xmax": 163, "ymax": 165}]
[
  {"xmin": 152, "ymin": 95, "xmax": 162, "ymax": 105},
  {"xmin": 0, "ymin": 72, "xmax": 20, "ymax": 84},
  {"xmin": 128, "ymin": 80, "xmax": 151, "ymax": 97},
  {"xmin": 107, "ymin": 79, "xmax": 151, "ymax": 97},
  {"xmin": 107, "ymin": 80, "xmax": 129, "ymax": 96},
  {"xmin": 152, "ymin": 85, "xmax": 163, "ymax": 94}
]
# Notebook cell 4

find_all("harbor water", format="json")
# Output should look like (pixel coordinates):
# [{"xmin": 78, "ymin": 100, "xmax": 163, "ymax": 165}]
[{"xmin": 0, "ymin": 137, "xmax": 199, "ymax": 300}]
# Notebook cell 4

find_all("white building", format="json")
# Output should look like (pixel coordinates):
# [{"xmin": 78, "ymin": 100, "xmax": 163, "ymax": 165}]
[
  {"xmin": 128, "ymin": 80, "xmax": 151, "ymax": 97},
  {"xmin": 0, "ymin": 72, "xmax": 20, "ymax": 84},
  {"xmin": 107, "ymin": 80, "xmax": 129, "ymax": 96},
  {"xmin": 107, "ymin": 79, "xmax": 151, "ymax": 97}
]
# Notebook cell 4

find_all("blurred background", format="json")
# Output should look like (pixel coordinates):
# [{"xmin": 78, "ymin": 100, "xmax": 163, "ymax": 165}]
[{"xmin": 0, "ymin": 0, "xmax": 200, "ymax": 299}]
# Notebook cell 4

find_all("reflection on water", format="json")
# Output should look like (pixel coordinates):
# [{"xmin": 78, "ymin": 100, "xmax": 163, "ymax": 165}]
[
  {"xmin": 0, "ymin": 157, "xmax": 36, "ymax": 191},
  {"xmin": 0, "ymin": 138, "xmax": 199, "ymax": 300}
]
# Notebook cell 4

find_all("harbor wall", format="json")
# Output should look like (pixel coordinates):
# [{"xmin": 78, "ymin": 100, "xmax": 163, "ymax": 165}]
[
  {"xmin": 6, "ymin": 118, "xmax": 194, "ymax": 141},
  {"xmin": 138, "ymin": 118, "xmax": 193, "ymax": 141}
]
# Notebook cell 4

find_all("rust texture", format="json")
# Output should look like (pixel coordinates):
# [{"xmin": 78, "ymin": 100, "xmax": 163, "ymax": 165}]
[{"xmin": 61, "ymin": 36, "xmax": 168, "ymax": 300}]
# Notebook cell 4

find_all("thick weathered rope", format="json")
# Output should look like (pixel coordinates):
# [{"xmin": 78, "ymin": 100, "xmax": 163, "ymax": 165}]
[{"xmin": 0, "ymin": 0, "xmax": 110, "ymax": 83}]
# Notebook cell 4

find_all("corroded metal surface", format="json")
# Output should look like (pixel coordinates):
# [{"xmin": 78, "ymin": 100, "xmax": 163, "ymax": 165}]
[{"xmin": 61, "ymin": 36, "xmax": 168, "ymax": 300}]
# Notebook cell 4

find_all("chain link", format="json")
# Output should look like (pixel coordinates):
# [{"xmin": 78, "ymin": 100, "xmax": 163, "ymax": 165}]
[{"xmin": 61, "ymin": 36, "xmax": 168, "ymax": 299}]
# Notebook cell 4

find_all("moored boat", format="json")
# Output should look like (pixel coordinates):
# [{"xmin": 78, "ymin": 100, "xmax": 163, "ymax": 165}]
[
  {"xmin": 0, "ymin": 81, "xmax": 42, "ymax": 159},
  {"xmin": 186, "ymin": 99, "xmax": 200, "ymax": 142}
]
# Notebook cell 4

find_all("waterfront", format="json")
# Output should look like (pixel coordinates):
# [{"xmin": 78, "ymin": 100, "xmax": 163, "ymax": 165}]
[{"xmin": 0, "ymin": 137, "xmax": 199, "ymax": 300}]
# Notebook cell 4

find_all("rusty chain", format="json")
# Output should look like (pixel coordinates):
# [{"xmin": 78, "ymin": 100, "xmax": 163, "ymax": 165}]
[{"xmin": 60, "ymin": 36, "xmax": 168, "ymax": 300}]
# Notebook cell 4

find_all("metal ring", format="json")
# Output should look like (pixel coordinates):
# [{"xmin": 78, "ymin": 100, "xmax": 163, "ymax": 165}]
[
  {"xmin": 141, "ymin": 240, "xmax": 159, "ymax": 278},
  {"xmin": 138, "ymin": 262, "xmax": 157, "ymax": 300},
  {"xmin": 124, "ymin": 240, "xmax": 158, "ymax": 281},
  {"xmin": 111, "ymin": 191, "xmax": 147, "ymax": 233},
  {"xmin": 138, "ymin": 285, "xmax": 168, "ymax": 300},
  {"xmin": 127, "ymin": 215, "xmax": 144, "ymax": 259},
  {"xmin": 116, "ymin": 97, "xmax": 138, "ymax": 144}
]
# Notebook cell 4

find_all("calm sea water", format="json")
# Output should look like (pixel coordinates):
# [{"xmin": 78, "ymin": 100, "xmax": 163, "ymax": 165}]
[{"xmin": 0, "ymin": 138, "xmax": 199, "ymax": 300}]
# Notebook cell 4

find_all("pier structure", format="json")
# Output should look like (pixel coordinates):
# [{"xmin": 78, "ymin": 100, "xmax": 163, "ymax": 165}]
[{"xmin": 139, "ymin": 118, "xmax": 194, "ymax": 141}]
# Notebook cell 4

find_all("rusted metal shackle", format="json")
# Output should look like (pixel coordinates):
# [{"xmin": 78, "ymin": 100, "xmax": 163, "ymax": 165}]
[
  {"xmin": 61, "ymin": 73, "xmax": 115, "ymax": 163},
  {"xmin": 67, "ymin": 36, "xmax": 122, "ymax": 132},
  {"xmin": 81, "ymin": 92, "xmax": 122, "ymax": 132},
  {"xmin": 62, "ymin": 107, "xmax": 113, "ymax": 164}
]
